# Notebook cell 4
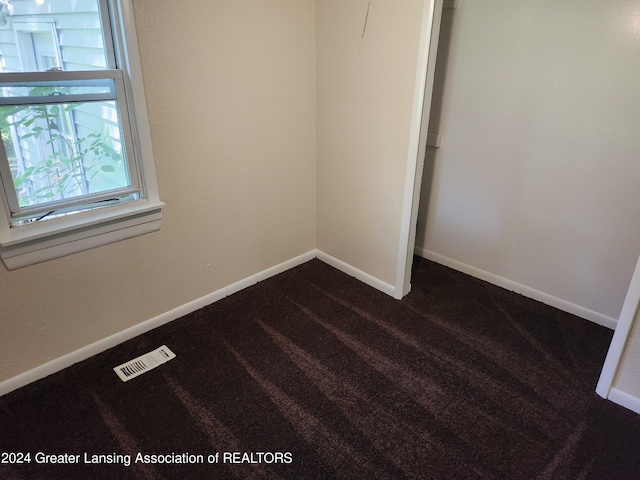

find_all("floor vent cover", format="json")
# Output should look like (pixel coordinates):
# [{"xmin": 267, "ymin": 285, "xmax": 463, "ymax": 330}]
[{"xmin": 114, "ymin": 345, "xmax": 176, "ymax": 382}]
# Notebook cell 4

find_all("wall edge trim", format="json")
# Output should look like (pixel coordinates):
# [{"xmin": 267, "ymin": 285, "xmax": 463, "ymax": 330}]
[
  {"xmin": 396, "ymin": 0, "xmax": 442, "ymax": 298},
  {"xmin": 416, "ymin": 247, "xmax": 617, "ymax": 329},
  {"xmin": 596, "ymin": 255, "xmax": 640, "ymax": 398},
  {"xmin": 608, "ymin": 388, "xmax": 640, "ymax": 415},
  {"xmin": 0, "ymin": 250, "xmax": 317, "ymax": 397}
]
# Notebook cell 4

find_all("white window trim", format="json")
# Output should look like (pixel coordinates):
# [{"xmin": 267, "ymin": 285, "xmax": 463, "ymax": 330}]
[{"xmin": 0, "ymin": 0, "xmax": 163, "ymax": 270}]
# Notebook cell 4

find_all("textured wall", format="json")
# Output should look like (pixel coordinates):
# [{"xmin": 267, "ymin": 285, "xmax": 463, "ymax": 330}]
[
  {"xmin": 416, "ymin": 0, "xmax": 640, "ymax": 321},
  {"xmin": 0, "ymin": 0, "xmax": 316, "ymax": 383},
  {"xmin": 316, "ymin": 0, "xmax": 425, "ymax": 286}
]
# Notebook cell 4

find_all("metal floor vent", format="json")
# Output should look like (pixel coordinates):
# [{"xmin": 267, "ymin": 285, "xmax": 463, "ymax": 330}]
[{"xmin": 114, "ymin": 345, "xmax": 176, "ymax": 382}]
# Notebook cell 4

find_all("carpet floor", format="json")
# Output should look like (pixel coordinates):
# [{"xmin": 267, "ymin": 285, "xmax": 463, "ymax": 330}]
[{"xmin": 1, "ymin": 257, "xmax": 639, "ymax": 479}]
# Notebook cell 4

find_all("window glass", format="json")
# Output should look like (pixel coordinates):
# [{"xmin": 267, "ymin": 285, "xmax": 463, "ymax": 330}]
[
  {"xmin": 1, "ymin": 99, "xmax": 130, "ymax": 209},
  {"xmin": 2, "ymin": 0, "xmax": 108, "ymax": 73},
  {"xmin": 0, "ymin": 80, "xmax": 114, "ymax": 98}
]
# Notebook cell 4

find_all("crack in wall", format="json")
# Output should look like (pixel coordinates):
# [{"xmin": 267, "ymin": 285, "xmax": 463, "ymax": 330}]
[{"xmin": 361, "ymin": 0, "xmax": 371, "ymax": 39}]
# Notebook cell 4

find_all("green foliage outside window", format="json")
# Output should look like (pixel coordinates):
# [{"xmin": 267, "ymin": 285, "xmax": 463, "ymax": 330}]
[{"xmin": 1, "ymin": 86, "xmax": 124, "ymax": 208}]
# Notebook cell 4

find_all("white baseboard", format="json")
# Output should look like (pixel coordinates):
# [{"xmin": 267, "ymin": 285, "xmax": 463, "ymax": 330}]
[
  {"xmin": 415, "ymin": 247, "xmax": 617, "ymax": 330},
  {"xmin": 0, "ymin": 251, "xmax": 317, "ymax": 398},
  {"xmin": 10, "ymin": 248, "xmax": 537, "ymax": 397},
  {"xmin": 316, "ymin": 250, "xmax": 397, "ymax": 297},
  {"xmin": 608, "ymin": 388, "xmax": 640, "ymax": 415}
]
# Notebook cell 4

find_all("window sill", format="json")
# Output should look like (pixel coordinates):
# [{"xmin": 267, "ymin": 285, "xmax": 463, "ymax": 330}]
[{"xmin": 0, "ymin": 200, "xmax": 164, "ymax": 270}]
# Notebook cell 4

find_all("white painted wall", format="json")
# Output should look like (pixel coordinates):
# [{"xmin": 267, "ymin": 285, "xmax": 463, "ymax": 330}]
[{"xmin": 416, "ymin": 0, "xmax": 640, "ymax": 325}]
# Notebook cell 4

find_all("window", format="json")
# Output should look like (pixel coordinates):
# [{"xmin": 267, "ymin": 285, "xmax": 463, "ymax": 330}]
[{"xmin": 0, "ymin": 0, "xmax": 162, "ymax": 269}]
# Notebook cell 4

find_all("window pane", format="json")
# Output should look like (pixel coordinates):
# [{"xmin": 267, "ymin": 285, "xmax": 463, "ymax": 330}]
[
  {"xmin": 0, "ymin": 99, "xmax": 131, "ymax": 209},
  {"xmin": 0, "ymin": 79, "xmax": 114, "ymax": 101},
  {"xmin": 0, "ymin": 0, "xmax": 107, "ymax": 73}
]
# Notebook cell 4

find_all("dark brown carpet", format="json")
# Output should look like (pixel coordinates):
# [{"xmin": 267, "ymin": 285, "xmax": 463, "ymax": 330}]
[{"xmin": 1, "ymin": 257, "xmax": 639, "ymax": 479}]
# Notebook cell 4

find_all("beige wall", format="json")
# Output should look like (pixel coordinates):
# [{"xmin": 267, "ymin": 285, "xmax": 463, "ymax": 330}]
[
  {"xmin": 0, "ymin": 0, "xmax": 317, "ymax": 383},
  {"xmin": 316, "ymin": 0, "xmax": 425, "ymax": 286},
  {"xmin": 416, "ymin": 0, "xmax": 640, "ymax": 323}
]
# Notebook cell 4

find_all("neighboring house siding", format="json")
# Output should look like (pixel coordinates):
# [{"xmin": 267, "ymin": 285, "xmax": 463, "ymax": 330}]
[
  {"xmin": 0, "ymin": 30, "xmax": 18, "ymax": 72},
  {"xmin": 3, "ymin": 1, "xmax": 103, "ymax": 72},
  {"xmin": 0, "ymin": 0, "xmax": 124, "ymax": 196}
]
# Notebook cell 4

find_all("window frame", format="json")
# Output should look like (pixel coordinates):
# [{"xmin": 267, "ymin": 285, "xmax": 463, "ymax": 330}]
[
  {"xmin": 0, "ymin": 0, "xmax": 163, "ymax": 270},
  {"xmin": 0, "ymin": 71, "xmax": 142, "ymax": 222}
]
